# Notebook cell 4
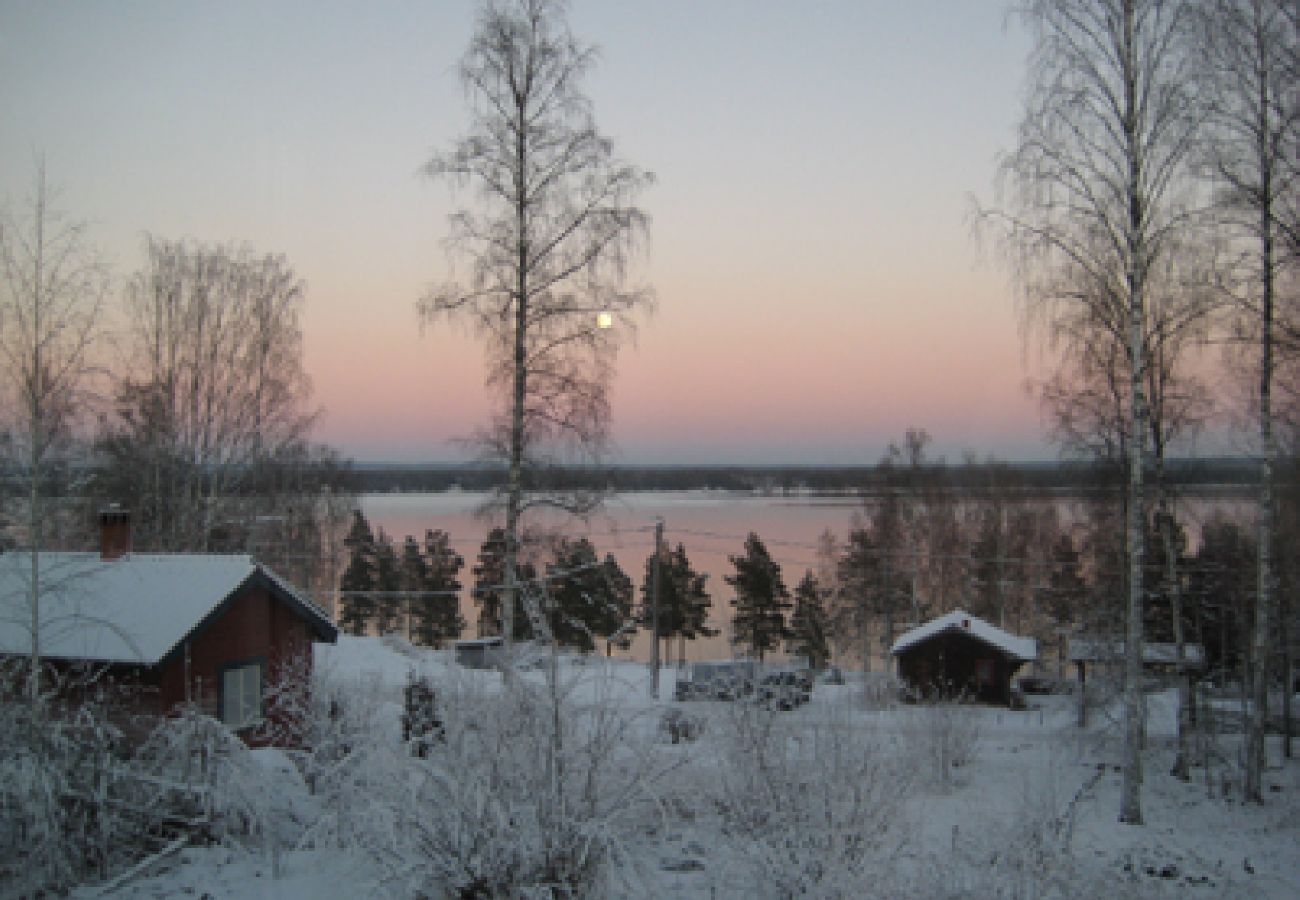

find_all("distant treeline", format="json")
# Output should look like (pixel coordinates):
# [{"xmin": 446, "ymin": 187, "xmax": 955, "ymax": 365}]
[{"xmin": 352, "ymin": 457, "xmax": 1268, "ymax": 495}]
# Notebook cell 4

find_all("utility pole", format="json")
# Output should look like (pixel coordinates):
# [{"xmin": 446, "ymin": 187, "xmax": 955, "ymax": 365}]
[{"xmin": 650, "ymin": 518, "xmax": 663, "ymax": 699}]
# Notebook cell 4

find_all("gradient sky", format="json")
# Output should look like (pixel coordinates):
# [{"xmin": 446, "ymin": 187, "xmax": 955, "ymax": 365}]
[{"xmin": 0, "ymin": 0, "xmax": 1051, "ymax": 464}]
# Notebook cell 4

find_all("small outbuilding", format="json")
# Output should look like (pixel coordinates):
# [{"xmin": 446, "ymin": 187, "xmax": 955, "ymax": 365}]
[
  {"xmin": 455, "ymin": 636, "xmax": 504, "ymax": 670},
  {"xmin": 891, "ymin": 610, "xmax": 1037, "ymax": 706},
  {"xmin": 1067, "ymin": 637, "xmax": 1206, "ymax": 727},
  {"xmin": 1067, "ymin": 637, "xmax": 1206, "ymax": 674}
]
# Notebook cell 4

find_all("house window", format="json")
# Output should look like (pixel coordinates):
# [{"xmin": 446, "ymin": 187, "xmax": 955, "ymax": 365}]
[{"xmin": 221, "ymin": 662, "xmax": 263, "ymax": 729}]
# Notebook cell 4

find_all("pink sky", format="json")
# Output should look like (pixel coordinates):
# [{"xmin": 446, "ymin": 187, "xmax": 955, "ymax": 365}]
[{"xmin": 2, "ymin": 1, "xmax": 1053, "ymax": 463}]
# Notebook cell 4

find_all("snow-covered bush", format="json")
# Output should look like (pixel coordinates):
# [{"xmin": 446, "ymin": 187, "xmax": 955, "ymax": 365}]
[
  {"xmin": 284, "ymin": 657, "xmax": 674, "ymax": 897},
  {"xmin": 0, "ymin": 690, "xmax": 133, "ymax": 894},
  {"xmin": 912, "ymin": 697, "xmax": 982, "ymax": 788},
  {"xmin": 409, "ymin": 666, "xmax": 676, "ymax": 896},
  {"xmin": 0, "ymin": 664, "xmax": 232, "ymax": 895},
  {"xmin": 132, "ymin": 703, "xmax": 293, "ymax": 850},
  {"xmin": 260, "ymin": 655, "xmax": 402, "ymax": 855},
  {"xmin": 701, "ymin": 700, "xmax": 914, "ymax": 897},
  {"xmin": 859, "ymin": 671, "xmax": 906, "ymax": 709}
]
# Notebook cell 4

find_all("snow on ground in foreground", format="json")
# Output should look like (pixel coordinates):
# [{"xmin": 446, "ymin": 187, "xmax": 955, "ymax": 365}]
[{"xmin": 90, "ymin": 636, "xmax": 1300, "ymax": 899}]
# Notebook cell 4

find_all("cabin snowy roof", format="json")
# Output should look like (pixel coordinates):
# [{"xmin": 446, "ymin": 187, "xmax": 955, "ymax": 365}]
[
  {"xmin": 890, "ymin": 609, "xmax": 1037, "ymax": 662},
  {"xmin": 1068, "ymin": 638, "xmax": 1205, "ymax": 667},
  {"xmin": 0, "ymin": 552, "xmax": 335, "ymax": 666}
]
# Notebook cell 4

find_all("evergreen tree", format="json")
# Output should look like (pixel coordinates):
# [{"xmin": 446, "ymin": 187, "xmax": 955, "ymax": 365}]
[
  {"xmin": 399, "ymin": 534, "xmax": 429, "ymax": 638},
  {"xmin": 372, "ymin": 528, "xmax": 401, "ymax": 636},
  {"xmin": 788, "ymin": 570, "xmax": 830, "ymax": 670},
  {"xmin": 472, "ymin": 528, "xmax": 506, "ymax": 637},
  {"xmin": 834, "ymin": 525, "xmax": 880, "ymax": 670},
  {"xmin": 338, "ymin": 510, "xmax": 377, "ymax": 636},
  {"xmin": 472, "ymin": 527, "xmax": 535, "ymax": 640},
  {"xmin": 1143, "ymin": 512, "xmax": 1190, "ymax": 644},
  {"xmin": 639, "ymin": 542, "xmax": 716, "ymax": 664},
  {"xmin": 726, "ymin": 532, "xmax": 790, "ymax": 662},
  {"xmin": 968, "ymin": 504, "xmax": 1006, "ymax": 624},
  {"xmin": 412, "ymin": 529, "xmax": 465, "ymax": 648},
  {"xmin": 547, "ymin": 539, "xmax": 633, "ymax": 653},
  {"xmin": 1037, "ymin": 532, "xmax": 1087, "ymax": 628},
  {"xmin": 600, "ymin": 552, "xmax": 637, "ymax": 654},
  {"xmin": 1189, "ymin": 518, "xmax": 1256, "ymax": 675}
]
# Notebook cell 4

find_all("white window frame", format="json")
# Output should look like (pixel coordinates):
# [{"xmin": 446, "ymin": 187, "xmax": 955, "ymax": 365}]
[{"xmin": 221, "ymin": 662, "xmax": 263, "ymax": 730}]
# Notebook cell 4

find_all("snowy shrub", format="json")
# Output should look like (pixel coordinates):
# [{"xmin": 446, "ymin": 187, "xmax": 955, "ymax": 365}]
[
  {"xmin": 701, "ymin": 701, "xmax": 914, "ymax": 898},
  {"xmin": 0, "ymin": 694, "xmax": 133, "ymax": 894},
  {"xmin": 859, "ymin": 671, "xmax": 906, "ymax": 710},
  {"xmin": 407, "ymin": 666, "xmax": 674, "ymax": 896},
  {"xmin": 132, "ymin": 703, "xmax": 300, "ymax": 851},
  {"xmin": 660, "ymin": 707, "xmax": 704, "ymax": 744},
  {"xmin": 912, "ymin": 697, "xmax": 982, "ymax": 788},
  {"xmin": 264, "ymin": 658, "xmax": 403, "ymax": 854},
  {"xmin": 287, "ymin": 658, "xmax": 675, "ymax": 898},
  {"xmin": 0, "ymin": 664, "xmax": 209, "ymax": 895}
]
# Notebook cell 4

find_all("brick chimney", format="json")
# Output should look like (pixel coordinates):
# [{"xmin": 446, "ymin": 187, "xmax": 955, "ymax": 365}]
[{"xmin": 99, "ymin": 506, "xmax": 131, "ymax": 560}]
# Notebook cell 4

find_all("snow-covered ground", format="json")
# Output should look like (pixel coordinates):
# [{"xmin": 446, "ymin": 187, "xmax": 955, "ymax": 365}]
[{"xmin": 79, "ymin": 636, "xmax": 1300, "ymax": 899}]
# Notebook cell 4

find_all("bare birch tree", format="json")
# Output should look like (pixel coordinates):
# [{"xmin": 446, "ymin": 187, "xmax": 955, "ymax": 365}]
[
  {"xmin": 1040, "ymin": 253, "xmax": 1214, "ymax": 782},
  {"xmin": 0, "ymin": 164, "xmax": 108, "ymax": 709},
  {"xmin": 1192, "ymin": 0, "xmax": 1299, "ymax": 801},
  {"xmin": 95, "ymin": 237, "xmax": 322, "ymax": 553},
  {"xmin": 983, "ymin": 0, "xmax": 1202, "ymax": 824},
  {"xmin": 421, "ymin": 0, "xmax": 652, "ymax": 648}
]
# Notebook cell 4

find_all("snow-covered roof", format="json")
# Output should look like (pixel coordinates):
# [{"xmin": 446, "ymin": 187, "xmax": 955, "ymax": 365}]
[
  {"xmin": 454, "ymin": 637, "xmax": 503, "ymax": 647},
  {"xmin": 1068, "ymin": 638, "xmax": 1205, "ymax": 667},
  {"xmin": 890, "ymin": 610, "xmax": 1037, "ymax": 662},
  {"xmin": 0, "ymin": 552, "xmax": 334, "ymax": 666}
]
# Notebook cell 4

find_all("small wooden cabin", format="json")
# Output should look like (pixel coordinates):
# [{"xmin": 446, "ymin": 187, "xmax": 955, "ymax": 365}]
[
  {"xmin": 455, "ymin": 636, "xmax": 504, "ymax": 670},
  {"xmin": 0, "ymin": 518, "xmax": 336, "ymax": 746},
  {"xmin": 1067, "ymin": 637, "xmax": 1206, "ymax": 727},
  {"xmin": 891, "ymin": 610, "xmax": 1037, "ymax": 706}
]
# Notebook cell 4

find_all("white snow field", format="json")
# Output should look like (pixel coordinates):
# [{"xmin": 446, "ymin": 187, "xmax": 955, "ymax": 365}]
[{"xmin": 77, "ymin": 635, "xmax": 1300, "ymax": 899}]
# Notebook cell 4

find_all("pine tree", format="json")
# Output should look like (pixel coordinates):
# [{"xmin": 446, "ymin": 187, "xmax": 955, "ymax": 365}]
[
  {"xmin": 640, "ymin": 543, "xmax": 715, "ymax": 663},
  {"xmin": 968, "ymin": 505, "xmax": 1006, "ymax": 625},
  {"xmin": 414, "ymin": 529, "xmax": 465, "ymax": 648},
  {"xmin": 338, "ymin": 510, "xmax": 377, "ymax": 636},
  {"xmin": 547, "ymin": 539, "xmax": 633, "ymax": 653},
  {"xmin": 602, "ymin": 552, "xmax": 637, "ymax": 653},
  {"xmin": 399, "ymin": 536, "xmax": 430, "ymax": 643},
  {"xmin": 1143, "ymin": 513, "xmax": 1190, "ymax": 644},
  {"xmin": 835, "ymin": 526, "xmax": 881, "ymax": 670},
  {"xmin": 1190, "ymin": 519, "xmax": 1257, "ymax": 675},
  {"xmin": 1038, "ymin": 532, "xmax": 1087, "ymax": 628},
  {"xmin": 672, "ymin": 544, "xmax": 717, "ymax": 650},
  {"xmin": 373, "ymin": 528, "xmax": 401, "ymax": 636},
  {"xmin": 788, "ymin": 570, "xmax": 830, "ymax": 670},
  {"xmin": 726, "ymin": 532, "xmax": 790, "ymax": 662},
  {"xmin": 472, "ymin": 527, "xmax": 535, "ymax": 640}
]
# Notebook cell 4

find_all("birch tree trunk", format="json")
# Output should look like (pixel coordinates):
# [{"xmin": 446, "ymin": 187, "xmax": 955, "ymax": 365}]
[
  {"xmin": 984, "ymin": 0, "xmax": 1202, "ymax": 825},
  {"xmin": 0, "ymin": 164, "xmax": 106, "ymax": 719},
  {"xmin": 1191, "ymin": 0, "xmax": 1297, "ymax": 801},
  {"xmin": 421, "ymin": 0, "xmax": 653, "ymax": 656}
]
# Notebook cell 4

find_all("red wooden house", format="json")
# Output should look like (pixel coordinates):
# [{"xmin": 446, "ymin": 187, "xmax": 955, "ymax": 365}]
[{"xmin": 0, "ymin": 513, "xmax": 337, "ymax": 744}]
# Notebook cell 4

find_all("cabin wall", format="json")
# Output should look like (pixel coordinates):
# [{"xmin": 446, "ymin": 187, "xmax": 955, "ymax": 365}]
[
  {"xmin": 897, "ymin": 631, "xmax": 1018, "ymax": 705},
  {"xmin": 157, "ymin": 586, "xmax": 315, "ymax": 743}
]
